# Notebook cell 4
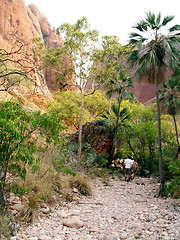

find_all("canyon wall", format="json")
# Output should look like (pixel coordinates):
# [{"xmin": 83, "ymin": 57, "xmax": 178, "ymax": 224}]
[{"xmin": 0, "ymin": 0, "xmax": 74, "ymax": 95}]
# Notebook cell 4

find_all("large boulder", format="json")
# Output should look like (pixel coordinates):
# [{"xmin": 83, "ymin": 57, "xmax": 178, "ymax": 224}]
[{"xmin": 70, "ymin": 121, "xmax": 114, "ymax": 155}]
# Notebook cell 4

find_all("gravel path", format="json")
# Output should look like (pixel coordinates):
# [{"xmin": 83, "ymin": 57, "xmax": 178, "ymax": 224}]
[{"xmin": 11, "ymin": 177, "xmax": 180, "ymax": 240}]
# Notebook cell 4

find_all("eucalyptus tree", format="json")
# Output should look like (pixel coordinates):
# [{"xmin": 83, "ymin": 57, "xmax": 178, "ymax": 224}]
[
  {"xmin": 57, "ymin": 17, "xmax": 99, "ymax": 160},
  {"xmin": 160, "ymin": 71, "xmax": 180, "ymax": 146},
  {"xmin": 128, "ymin": 11, "xmax": 180, "ymax": 194}
]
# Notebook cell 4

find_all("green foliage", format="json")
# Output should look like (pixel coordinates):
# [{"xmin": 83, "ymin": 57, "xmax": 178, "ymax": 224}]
[
  {"xmin": 165, "ymin": 176, "xmax": 180, "ymax": 198},
  {"xmin": 0, "ymin": 101, "xmax": 66, "ymax": 207},
  {"xmin": 48, "ymin": 90, "xmax": 110, "ymax": 128},
  {"xmin": 95, "ymin": 154, "xmax": 109, "ymax": 168},
  {"xmin": 43, "ymin": 47, "xmax": 74, "ymax": 89},
  {"xmin": 120, "ymin": 103, "xmax": 178, "ymax": 176},
  {"xmin": 92, "ymin": 35, "xmax": 131, "ymax": 88},
  {"xmin": 168, "ymin": 159, "xmax": 180, "ymax": 175},
  {"xmin": 85, "ymin": 90, "xmax": 109, "ymax": 118},
  {"xmin": 63, "ymin": 167, "xmax": 76, "ymax": 176},
  {"xmin": 48, "ymin": 90, "xmax": 90, "ymax": 128},
  {"xmin": 11, "ymin": 184, "xmax": 31, "ymax": 197},
  {"xmin": 128, "ymin": 11, "xmax": 180, "ymax": 83},
  {"xmin": 128, "ymin": 12, "xmax": 180, "ymax": 193},
  {"xmin": 160, "ymin": 72, "xmax": 180, "ymax": 146}
]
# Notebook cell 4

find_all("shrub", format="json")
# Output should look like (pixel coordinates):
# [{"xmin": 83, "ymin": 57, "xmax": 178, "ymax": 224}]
[
  {"xmin": 0, "ymin": 101, "xmax": 66, "ymax": 208},
  {"xmin": 165, "ymin": 176, "xmax": 180, "ymax": 199}
]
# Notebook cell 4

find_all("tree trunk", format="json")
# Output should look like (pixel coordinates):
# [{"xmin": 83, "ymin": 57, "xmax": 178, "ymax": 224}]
[
  {"xmin": 173, "ymin": 114, "xmax": 179, "ymax": 146},
  {"xmin": 108, "ymin": 128, "xmax": 116, "ymax": 166},
  {"xmin": 77, "ymin": 91, "xmax": 85, "ymax": 161},
  {"xmin": 108, "ymin": 97, "xmax": 112, "ymax": 117},
  {"xmin": 0, "ymin": 160, "xmax": 8, "ymax": 210},
  {"xmin": 0, "ymin": 183, "xmax": 5, "ymax": 210},
  {"xmin": 108, "ymin": 93, "xmax": 121, "ymax": 166},
  {"xmin": 156, "ymin": 85, "xmax": 165, "ymax": 195}
]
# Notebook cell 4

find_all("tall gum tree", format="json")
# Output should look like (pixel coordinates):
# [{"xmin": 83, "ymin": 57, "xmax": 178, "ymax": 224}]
[
  {"xmin": 128, "ymin": 11, "xmax": 180, "ymax": 195},
  {"xmin": 57, "ymin": 17, "xmax": 99, "ymax": 161}
]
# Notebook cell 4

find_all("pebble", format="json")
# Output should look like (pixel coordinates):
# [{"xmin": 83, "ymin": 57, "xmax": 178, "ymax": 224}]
[{"xmin": 11, "ymin": 177, "xmax": 180, "ymax": 240}]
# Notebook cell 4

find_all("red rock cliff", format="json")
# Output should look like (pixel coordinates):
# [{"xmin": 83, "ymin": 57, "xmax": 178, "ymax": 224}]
[{"xmin": 0, "ymin": 0, "xmax": 76, "ymax": 94}]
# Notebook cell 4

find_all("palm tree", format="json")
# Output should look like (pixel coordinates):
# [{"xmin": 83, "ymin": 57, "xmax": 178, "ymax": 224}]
[
  {"xmin": 105, "ymin": 71, "xmax": 134, "ymax": 164},
  {"xmin": 101, "ymin": 104, "xmax": 131, "ymax": 166},
  {"xmin": 128, "ymin": 11, "xmax": 180, "ymax": 195},
  {"xmin": 160, "ymin": 72, "xmax": 180, "ymax": 146}
]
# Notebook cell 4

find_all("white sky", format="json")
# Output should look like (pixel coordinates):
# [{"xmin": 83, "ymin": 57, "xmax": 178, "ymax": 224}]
[{"xmin": 24, "ymin": 0, "xmax": 180, "ymax": 45}]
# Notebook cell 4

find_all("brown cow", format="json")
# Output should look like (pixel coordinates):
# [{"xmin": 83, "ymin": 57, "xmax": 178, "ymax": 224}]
[{"xmin": 113, "ymin": 158, "xmax": 139, "ymax": 182}]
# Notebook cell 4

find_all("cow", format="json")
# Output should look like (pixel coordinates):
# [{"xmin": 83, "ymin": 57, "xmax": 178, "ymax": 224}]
[{"xmin": 113, "ymin": 157, "xmax": 139, "ymax": 182}]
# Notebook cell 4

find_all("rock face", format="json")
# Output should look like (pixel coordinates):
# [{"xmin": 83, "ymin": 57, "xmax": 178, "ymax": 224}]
[
  {"xmin": 70, "ymin": 121, "xmax": 114, "ymax": 155},
  {"xmin": 0, "ymin": 0, "xmax": 76, "ymax": 95},
  {"xmin": 0, "ymin": 0, "xmax": 42, "ymax": 48}
]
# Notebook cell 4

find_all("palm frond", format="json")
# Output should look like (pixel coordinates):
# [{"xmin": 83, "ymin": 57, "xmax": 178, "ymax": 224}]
[
  {"xmin": 156, "ymin": 12, "xmax": 161, "ymax": 26},
  {"xmin": 129, "ymin": 32, "xmax": 143, "ymax": 38},
  {"xmin": 162, "ymin": 15, "xmax": 174, "ymax": 26},
  {"xmin": 129, "ymin": 38, "xmax": 140, "ymax": 45},
  {"xmin": 169, "ymin": 24, "xmax": 180, "ymax": 32},
  {"xmin": 146, "ymin": 11, "xmax": 156, "ymax": 28},
  {"xmin": 133, "ymin": 23, "xmax": 144, "ymax": 32},
  {"xmin": 127, "ymin": 50, "xmax": 139, "ymax": 67},
  {"xmin": 112, "ymin": 104, "xmax": 119, "ymax": 116}
]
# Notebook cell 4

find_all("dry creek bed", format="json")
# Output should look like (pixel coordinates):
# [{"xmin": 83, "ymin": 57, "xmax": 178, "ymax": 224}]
[{"xmin": 11, "ymin": 177, "xmax": 180, "ymax": 240}]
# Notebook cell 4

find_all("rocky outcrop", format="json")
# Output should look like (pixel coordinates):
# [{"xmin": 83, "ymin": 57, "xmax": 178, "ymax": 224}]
[
  {"xmin": 0, "ymin": 0, "xmax": 48, "ymax": 95},
  {"xmin": 70, "ymin": 121, "xmax": 114, "ymax": 155},
  {"xmin": 27, "ymin": 4, "xmax": 63, "ymax": 48},
  {"xmin": 0, "ymin": 0, "xmax": 42, "ymax": 48},
  {"xmin": 0, "ymin": 0, "xmax": 76, "ymax": 95}
]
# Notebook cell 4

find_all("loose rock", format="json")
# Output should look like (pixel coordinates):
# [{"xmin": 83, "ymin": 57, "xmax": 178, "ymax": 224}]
[{"xmin": 12, "ymin": 177, "xmax": 180, "ymax": 240}]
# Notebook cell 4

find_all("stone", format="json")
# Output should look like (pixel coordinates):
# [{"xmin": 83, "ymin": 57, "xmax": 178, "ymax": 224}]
[
  {"xmin": 9, "ymin": 178, "xmax": 180, "ymax": 240},
  {"xmin": 90, "ymin": 227, "xmax": 100, "ymax": 233},
  {"xmin": 11, "ymin": 203, "xmax": 24, "ymax": 211},
  {"xmin": 21, "ymin": 196, "xmax": 29, "ymax": 204},
  {"xmin": 120, "ymin": 232, "xmax": 128, "ymax": 239},
  {"xmin": 62, "ymin": 217, "xmax": 84, "ymax": 229},
  {"xmin": 10, "ymin": 209, "xmax": 19, "ymax": 215},
  {"xmin": 156, "ymin": 219, "xmax": 165, "ymax": 224},
  {"xmin": 73, "ymin": 188, "xmax": 79, "ymax": 193},
  {"xmin": 40, "ymin": 207, "xmax": 50, "ymax": 214},
  {"xmin": 38, "ymin": 235, "xmax": 52, "ymax": 240}
]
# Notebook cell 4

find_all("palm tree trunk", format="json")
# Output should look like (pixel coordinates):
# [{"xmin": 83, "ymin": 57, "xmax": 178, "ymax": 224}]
[
  {"xmin": 77, "ymin": 91, "xmax": 85, "ymax": 161},
  {"xmin": 0, "ymin": 184, "xmax": 5, "ymax": 210},
  {"xmin": 173, "ymin": 114, "xmax": 179, "ymax": 146},
  {"xmin": 109, "ymin": 93, "xmax": 121, "ymax": 165},
  {"xmin": 156, "ymin": 85, "xmax": 165, "ymax": 195},
  {"xmin": 108, "ymin": 97, "xmax": 112, "ymax": 117},
  {"xmin": 0, "ymin": 159, "xmax": 9, "ymax": 210}
]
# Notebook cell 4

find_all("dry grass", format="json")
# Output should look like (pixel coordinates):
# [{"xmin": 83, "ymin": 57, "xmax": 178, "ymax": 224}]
[
  {"xmin": 67, "ymin": 174, "xmax": 92, "ymax": 196},
  {"xmin": 11, "ymin": 160, "xmax": 92, "ymax": 208}
]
